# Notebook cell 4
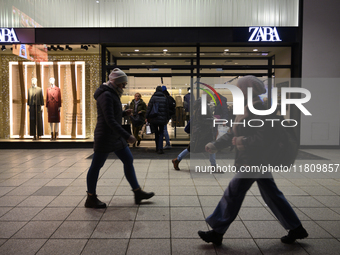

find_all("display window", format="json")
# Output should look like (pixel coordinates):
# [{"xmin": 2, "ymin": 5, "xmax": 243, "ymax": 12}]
[{"xmin": 9, "ymin": 61, "xmax": 86, "ymax": 139}]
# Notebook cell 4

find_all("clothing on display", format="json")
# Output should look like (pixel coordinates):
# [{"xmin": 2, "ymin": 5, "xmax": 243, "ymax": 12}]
[
  {"xmin": 46, "ymin": 84, "xmax": 61, "ymax": 123},
  {"xmin": 27, "ymin": 84, "xmax": 44, "ymax": 137}
]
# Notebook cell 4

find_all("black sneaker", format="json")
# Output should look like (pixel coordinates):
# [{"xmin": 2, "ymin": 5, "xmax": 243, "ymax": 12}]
[
  {"xmin": 198, "ymin": 230, "xmax": 223, "ymax": 246},
  {"xmin": 281, "ymin": 225, "xmax": 308, "ymax": 244}
]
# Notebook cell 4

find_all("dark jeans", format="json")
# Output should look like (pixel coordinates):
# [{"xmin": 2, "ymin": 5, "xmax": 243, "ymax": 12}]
[
  {"xmin": 206, "ymin": 172, "xmax": 301, "ymax": 234},
  {"xmin": 86, "ymin": 146, "xmax": 140, "ymax": 194},
  {"xmin": 152, "ymin": 124, "xmax": 164, "ymax": 150}
]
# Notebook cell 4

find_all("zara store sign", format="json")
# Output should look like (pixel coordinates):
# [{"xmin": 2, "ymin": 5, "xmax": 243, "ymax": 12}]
[
  {"xmin": 248, "ymin": 27, "xmax": 281, "ymax": 42},
  {"xmin": 0, "ymin": 28, "xmax": 20, "ymax": 43}
]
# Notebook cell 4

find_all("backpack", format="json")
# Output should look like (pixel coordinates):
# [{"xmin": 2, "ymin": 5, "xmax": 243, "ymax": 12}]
[
  {"xmin": 167, "ymin": 95, "xmax": 176, "ymax": 117},
  {"xmin": 149, "ymin": 101, "xmax": 159, "ymax": 118},
  {"xmin": 265, "ymin": 115, "xmax": 299, "ymax": 167}
]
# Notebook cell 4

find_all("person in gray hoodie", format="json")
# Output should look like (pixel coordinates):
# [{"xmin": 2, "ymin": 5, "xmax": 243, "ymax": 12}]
[{"xmin": 85, "ymin": 68, "xmax": 154, "ymax": 208}]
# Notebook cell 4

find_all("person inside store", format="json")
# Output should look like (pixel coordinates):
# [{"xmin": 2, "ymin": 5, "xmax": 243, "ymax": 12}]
[
  {"xmin": 28, "ymin": 77, "xmax": 44, "ymax": 140},
  {"xmin": 145, "ymin": 86, "xmax": 169, "ymax": 154},
  {"xmin": 46, "ymin": 77, "xmax": 61, "ymax": 140},
  {"xmin": 198, "ymin": 76, "xmax": 308, "ymax": 246},
  {"xmin": 129, "ymin": 92, "xmax": 147, "ymax": 147},
  {"xmin": 85, "ymin": 68, "xmax": 154, "ymax": 208},
  {"xmin": 172, "ymin": 95, "xmax": 216, "ymax": 171},
  {"xmin": 162, "ymin": 86, "xmax": 176, "ymax": 149},
  {"xmin": 183, "ymin": 87, "xmax": 191, "ymax": 123}
]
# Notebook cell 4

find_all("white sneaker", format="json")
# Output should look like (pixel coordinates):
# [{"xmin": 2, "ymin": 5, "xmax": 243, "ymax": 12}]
[{"xmin": 163, "ymin": 145, "xmax": 172, "ymax": 150}]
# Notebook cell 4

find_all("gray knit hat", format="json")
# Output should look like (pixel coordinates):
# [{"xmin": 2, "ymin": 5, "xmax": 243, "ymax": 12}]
[
  {"xmin": 109, "ymin": 68, "xmax": 128, "ymax": 84},
  {"xmin": 237, "ymin": 75, "xmax": 266, "ymax": 97}
]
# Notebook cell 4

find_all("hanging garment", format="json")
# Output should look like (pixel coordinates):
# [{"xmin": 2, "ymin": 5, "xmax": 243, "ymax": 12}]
[
  {"xmin": 46, "ymin": 86, "xmax": 61, "ymax": 123},
  {"xmin": 27, "ymin": 86, "xmax": 44, "ymax": 136}
]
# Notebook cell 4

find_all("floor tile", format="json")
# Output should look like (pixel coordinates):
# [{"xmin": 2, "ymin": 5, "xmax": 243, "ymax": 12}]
[
  {"xmin": 66, "ymin": 207, "xmax": 106, "ymax": 221},
  {"xmin": 170, "ymin": 195, "xmax": 200, "ymax": 206},
  {"xmin": 170, "ymin": 207, "xmax": 205, "ymax": 221},
  {"xmin": 316, "ymin": 220, "xmax": 340, "ymax": 238},
  {"xmin": 82, "ymin": 239, "xmax": 129, "ymax": 255},
  {"xmin": 136, "ymin": 207, "xmax": 170, "ymax": 221},
  {"xmin": 32, "ymin": 207, "xmax": 74, "ymax": 221},
  {"xmin": 51, "ymin": 221, "xmax": 98, "ymax": 238},
  {"xmin": 101, "ymin": 207, "xmax": 138, "ymax": 221},
  {"xmin": 127, "ymin": 239, "xmax": 171, "ymax": 255},
  {"xmin": 255, "ymin": 239, "xmax": 308, "ymax": 254},
  {"xmin": 215, "ymin": 239, "xmax": 262, "ymax": 255},
  {"xmin": 299, "ymin": 208, "xmax": 340, "ymax": 220},
  {"xmin": 36, "ymin": 239, "xmax": 87, "ymax": 255},
  {"xmin": 0, "ymin": 239, "xmax": 47, "ymax": 255},
  {"xmin": 299, "ymin": 238, "xmax": 340, "ymax": 255},
  {"xmin": 13, "ymin": 221, "xmax": 62, "ymax": 238},
  {"xmin": 0, "ymin": 222, "xmax": 27, "ymax": 238},
  {"xmin": 91, "ymin": 221, "xmax": 134, "ymax": 238},
  {"xmin": 131, "ymin": 221, "xmax": 170, "ymax": 238},
  {"xmin": 172, "ymin": 238, "xmax": 216, "ymax": 255},
  {"xmin": 17, "ymin": 196, "xmax": 56, "ymax": 207},
  {"xmin": 171, "ymin": 220, "xmax": 208, "ymax": 238},
  {"xmin": 243, "ymin": 221, "xmax": 286, "ymax": 238},
  {"xmin": 0, "ymin": 207, "xmax": 43, "ymax": 221}
]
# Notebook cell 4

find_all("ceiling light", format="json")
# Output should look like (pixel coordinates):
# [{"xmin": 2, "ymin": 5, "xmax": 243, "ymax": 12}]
[
  {"xmin": 134, "ymin": 49, "xmax": 139, "ymax": 52},
  {"xmin": 212, "ymin": 63, "xmax": 216, "ymax": 65},
  {"xmin": 163, "ymin": 49, "xmax": 168, "ymax": 52},
  {"xmin": 1, "ymin": 45, "xmax": 6, "ymax": 51},
  {"xmin": 253, "ymin": 49, "xmax": 258, "ymax": 51},
  {"xmin": 224, "ymin": 49, "xmax": 229, "ymax": 51}
]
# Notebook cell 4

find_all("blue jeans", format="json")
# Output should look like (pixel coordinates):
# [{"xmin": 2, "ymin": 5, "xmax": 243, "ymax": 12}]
[
  {"xmin": 206, "ymin": 172, "xmax": 301, "ymax": 234},
  {"xmin": 86, "ymin": 146, "xmax": 140, "ymax": 194},
  {"xmin": 178, "ymin": 148, "xmax": 216, "ymax": 166},
  {"xmin": 163, "ymin": 124, "xmax": 170, "ymax": 146},
  {"xmin": 178, "ymin": 148, "xmax": 189, "ymax": 161}
]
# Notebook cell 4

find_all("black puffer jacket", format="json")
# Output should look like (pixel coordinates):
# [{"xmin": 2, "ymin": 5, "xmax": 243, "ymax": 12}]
[
  {"xmin": 93, "ymin": 84, "xmax": 130, "ymax": 153},
  {"xmin": 146, "ymin": 90, "xmax": 169, "ymax": 125}
]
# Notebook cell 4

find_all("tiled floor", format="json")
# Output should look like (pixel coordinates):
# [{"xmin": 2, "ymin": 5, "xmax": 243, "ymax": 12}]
[{"xmin": 0, "ymin": 147, "xmax": 339, "ymax": 255}]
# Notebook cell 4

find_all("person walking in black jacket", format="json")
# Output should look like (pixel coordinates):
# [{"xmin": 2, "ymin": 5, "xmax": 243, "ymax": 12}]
[
  {"xmin": 198, "ymin": 76, "xmax": 308, "ymax": 246},
  {"xmin": 85, "ymin": 68, "xmax": 154, "ymax": 208},
  {"xmin": 146, "ymin": 86, "xmax": 169, "ymax": 154}
]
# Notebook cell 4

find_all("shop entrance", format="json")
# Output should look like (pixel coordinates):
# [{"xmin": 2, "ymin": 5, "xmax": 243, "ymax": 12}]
[{"xmin": 104, "ymin": 45, "xmax": 293, "ymax": 142}]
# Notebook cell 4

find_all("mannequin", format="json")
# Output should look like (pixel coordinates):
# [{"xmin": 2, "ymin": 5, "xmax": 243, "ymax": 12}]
[
  {"xmin": 46, "ymin": 77, "xmax": 61, "ymax": 140},
  {"xmin": 27, "ymin": 78, "xmax": 44, "ymax": 139}
]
